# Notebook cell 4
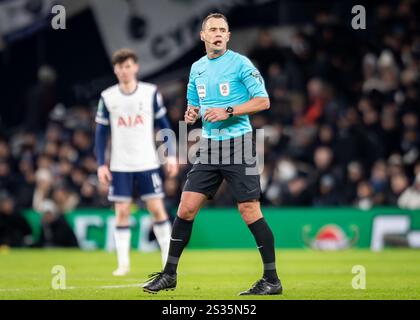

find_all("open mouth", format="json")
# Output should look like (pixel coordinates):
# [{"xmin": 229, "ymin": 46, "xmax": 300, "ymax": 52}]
[{"xmin": 213, "ymin": 40, "xmax": 222, "ymax": 46}]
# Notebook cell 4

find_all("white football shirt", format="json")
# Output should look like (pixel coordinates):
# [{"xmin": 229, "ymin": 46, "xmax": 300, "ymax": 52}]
[{"xmin": 95, "ymin": 81, "xmax": 167, "ymax": 172}]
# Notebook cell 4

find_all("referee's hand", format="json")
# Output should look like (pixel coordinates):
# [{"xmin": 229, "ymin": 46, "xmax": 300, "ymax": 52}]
[
  {"xmin": 203, "ymin": 108, "xmax": 229, "ymax": 123},
  {"xmin": 185, "ymin": 106, "xmax": 200, "ymax": 125}
]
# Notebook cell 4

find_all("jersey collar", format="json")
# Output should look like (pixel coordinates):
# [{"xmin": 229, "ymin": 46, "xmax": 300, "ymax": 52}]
[
  {"xmin": 207, "ymin": 49, "xmax": 231, "ymax": 61},
  {"xmin": 118, "ymin": 83, "xmax": 139, "ymax": 96}
]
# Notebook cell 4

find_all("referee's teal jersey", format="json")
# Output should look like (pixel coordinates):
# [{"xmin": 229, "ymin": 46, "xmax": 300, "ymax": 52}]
[{"xmin": 187, "ymin": 49, "xmax": 268, "ymax": 141}]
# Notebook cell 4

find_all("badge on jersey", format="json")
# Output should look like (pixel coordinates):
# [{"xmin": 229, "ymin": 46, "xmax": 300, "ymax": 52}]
[
  {"xmin": 219, "ymin": 82, "xmax": 230, "ymax": 97},
  {"xmin": 197, "ymin": 84, "xmax": 206, "ymax": 100},
  {"xmin": 251, "ymin": 70, "xmax": 263, "ymax": 84}
]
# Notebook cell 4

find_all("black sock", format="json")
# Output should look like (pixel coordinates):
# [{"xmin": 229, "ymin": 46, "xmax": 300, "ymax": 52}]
[
  {"xmin": 248, "ymin": 218, "xmax": 279, "ymax": 283},
  {"xmin": 163, "ymin": 217, "xmax": 194, "ymax": 275}
]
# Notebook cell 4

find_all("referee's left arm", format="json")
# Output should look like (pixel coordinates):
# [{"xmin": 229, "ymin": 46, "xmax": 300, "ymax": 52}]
[
  {"xmin": 232, "ymin": 56, "xmax": 270, "ymax": 116},
  {"xmin": 204, "ymin": 56, "xmax": 270, "ymax": 123},
  {"xmin": 230, "ymin": 96, "xmax": 270, "ymax": 116}
]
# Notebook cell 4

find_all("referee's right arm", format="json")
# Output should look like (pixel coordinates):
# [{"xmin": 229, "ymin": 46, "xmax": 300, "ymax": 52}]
[{"xmin": 185, "ymin": 66, "xmax": 200, "ymax": 124}]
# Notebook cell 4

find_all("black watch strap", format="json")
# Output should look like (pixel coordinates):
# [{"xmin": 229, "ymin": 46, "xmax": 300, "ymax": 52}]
[{"xmin": 226, "ymin": 106, "xmax": 234, "ymax": 118}]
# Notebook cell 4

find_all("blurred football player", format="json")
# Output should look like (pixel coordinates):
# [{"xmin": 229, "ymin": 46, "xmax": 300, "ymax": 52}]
[{"xmin": 95, "ymin": 48, "xmax": 177, "ymax": 276}]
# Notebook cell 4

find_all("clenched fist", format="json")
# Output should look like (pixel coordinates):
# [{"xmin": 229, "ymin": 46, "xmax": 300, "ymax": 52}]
[{"xmin": 185, "ymin": 106, "xmax": 200, "ymax": 125}]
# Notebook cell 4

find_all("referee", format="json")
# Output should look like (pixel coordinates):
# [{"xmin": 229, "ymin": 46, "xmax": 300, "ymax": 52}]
[{"xmin": 143, "ymin": 13, "xmax": 282, "ymax": 295}]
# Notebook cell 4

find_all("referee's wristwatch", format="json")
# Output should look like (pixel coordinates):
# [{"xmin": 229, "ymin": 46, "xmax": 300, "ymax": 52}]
[{"xmin": 225, "ymin": 106, "xmax": 234, "ymax": 118}]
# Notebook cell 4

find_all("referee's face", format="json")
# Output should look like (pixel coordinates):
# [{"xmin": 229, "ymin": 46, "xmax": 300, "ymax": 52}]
[{"xmin": 201, "ymin": 17, "xmax": 230, "ymax": 54}]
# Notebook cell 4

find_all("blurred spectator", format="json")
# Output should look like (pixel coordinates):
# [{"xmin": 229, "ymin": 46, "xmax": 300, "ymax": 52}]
[
  {"xmin": 0, "ymin": 139, "xmax": 11, "ymax": 159},
  {"xmin": 52, "ymin": 185, "xmax": 80, "ymax": 214},
  {"xmin": 0, "ymin": 192, "xmax": 33, "ymax": 247},
  {"xmin": 304, "ymin": 78, "xmax": 325, "ymax": 125},
  {"xmin": 344, "ymin": 161, "xmax": 364, "ymax": 203},
  {"xmin": 369, "ymin": 160, "xmax": 389, "ymax": 205},
  {"xmin": 69, "ymin": 167, "xmax": 88, "ymax": 193},
  {"xmin": 398, "ymin": 173, "xmax": 420, "ymax": 209},
  {"xmin": 354, "ymin": 181, "xmax": 374, "ymax": 210},
  {"xmin": 313, "ymin": 174, "xmax": 341, "ymax": 206},
  {"xmin": 282, "ymin": 175, "xmax": 312, "ymax": 206},
  {"xmin": 380, "ymin": 107, "xmax": 400, "ymax": 157},
  {"xmin": 78, "ymin": 175, "xmax": 105, "ymax": 208},
  {"xmin": 316, "ymin": 124, "xmax": 335, "ymax": 148},
  {"xmin": 387, "ymin": 173, "xmax": 410, "ymax": 205},
  {"xmin": 312, "ymin": 146, "xmax": 342, "ymax": 185},
  {"xmin": 35, "ymin": 200, "xmax": 78, "ymax": 248},
  {"xmin": 248, "ymin": 29, "xmax": 285, "ymax": 78},
  {"xmin": 387, "ymin": 153, "xmax": 405, "ymax": 176},
  {"xmin": 15, "ymin": 156, "xmax": 36, "ymax": 208},
  {"xmin": 72, "ymin": 129, "xmax": 93, "ymax": 158},
  {"xmin": 0, "ymin": 160, "xmax": 16, "ymax": 194},
  {"xmin": 24, "ymin": 65, "xmax": 60, "ymax": 132},
  {"xmin": 33, "ymin": 168, "xmax": 53, "ymax": 212},
  {"xmin": 400, "ymin": 128, "xmax": 419, "ymax": 167}
]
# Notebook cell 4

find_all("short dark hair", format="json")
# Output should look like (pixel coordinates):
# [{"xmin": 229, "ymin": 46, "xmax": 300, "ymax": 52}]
[
  {"xmin": 202, "ymin": 13, "xmax": 229, "ymax": 31},
  {"xmin": 112, "ymin": 48, "xmax": 138, "ymax": 66}
]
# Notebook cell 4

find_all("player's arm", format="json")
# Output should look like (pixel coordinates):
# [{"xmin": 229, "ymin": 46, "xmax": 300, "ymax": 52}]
[
  {"xmin": 95, "ymin": 124, "xmax": 109, "ymax": 166},
  {"xmin": 94, "ymin": 97, "xmax": 112, "ymax": 185},
  {"xmin": 153, "ymin": 90, "xmax": 178, "ymax": 177}
]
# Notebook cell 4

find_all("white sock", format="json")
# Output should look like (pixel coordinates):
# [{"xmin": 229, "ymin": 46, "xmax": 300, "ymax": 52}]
[
  {"xmin": 153, "ymin": 220, "xmax": 172, "ymax": 267},
  {"xmin": 114, "ymin": 227, "xmax": 131, "ymax": 269}
]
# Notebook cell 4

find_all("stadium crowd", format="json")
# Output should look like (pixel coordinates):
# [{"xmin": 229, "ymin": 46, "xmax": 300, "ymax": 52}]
[{"xmin": 1, "ymin": 1, "xmax": 420, "ymax": 246}]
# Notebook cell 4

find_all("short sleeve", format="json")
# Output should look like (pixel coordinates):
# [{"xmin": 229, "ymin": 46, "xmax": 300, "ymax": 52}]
[
  {"xmin": 239, "ymin": 56, "xmax": 269, "ymax": 98},
  {"xmin": 187, "ymin": 66, "xmax": 200, "ymax": 107},
  {"xmin": 95, "ymin": 96, "xmax": 110, "ymax": 125},
  {"xmin": 153, "ymin": 90, "xmax": 167, "ymax": 119}
]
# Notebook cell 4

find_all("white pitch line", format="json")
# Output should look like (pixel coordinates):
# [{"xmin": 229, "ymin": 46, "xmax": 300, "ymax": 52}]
[{"xmin": 0, "ymin": 283, "xmax": 142, "ymax": 292}]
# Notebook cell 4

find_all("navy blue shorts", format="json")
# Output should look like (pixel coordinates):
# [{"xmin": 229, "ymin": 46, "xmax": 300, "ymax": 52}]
[{"xmin": 108, "ymin": 169, "xmax": 164, "ymax": 202}]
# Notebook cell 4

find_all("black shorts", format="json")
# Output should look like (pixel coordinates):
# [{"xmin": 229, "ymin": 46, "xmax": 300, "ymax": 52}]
[{"xmin": 183, "ymin": 132, "xmax": 261, "ymax": 202}]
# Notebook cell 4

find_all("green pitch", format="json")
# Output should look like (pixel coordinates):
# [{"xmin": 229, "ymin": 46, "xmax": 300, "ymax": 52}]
[{"xmin": 0, "ymin": 248, "xmax": 419, "ymax": 300}]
